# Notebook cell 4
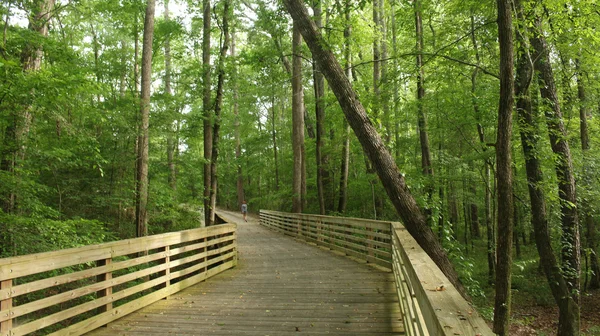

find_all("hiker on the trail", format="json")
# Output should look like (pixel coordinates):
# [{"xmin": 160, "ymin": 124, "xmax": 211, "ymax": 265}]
[{"xmin": 241, "ymin": 200, "xmax": 248, "ymax": 222}]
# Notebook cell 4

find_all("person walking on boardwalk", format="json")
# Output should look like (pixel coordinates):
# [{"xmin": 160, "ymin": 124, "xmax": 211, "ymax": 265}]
[{"xmin": 241, "ymin": 200, "xmax": 248, "ymax": 222}]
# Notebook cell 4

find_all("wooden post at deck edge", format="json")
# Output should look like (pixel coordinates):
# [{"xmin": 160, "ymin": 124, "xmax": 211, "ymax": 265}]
[{"xmin": 0, "ymin": 279, "xmax": 13, "ymax": 333}]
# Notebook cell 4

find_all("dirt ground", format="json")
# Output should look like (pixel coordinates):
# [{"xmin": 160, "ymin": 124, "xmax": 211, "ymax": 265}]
[{"xmin": 507, "ymin": 290, "xmax": 600, "ymax": 335}]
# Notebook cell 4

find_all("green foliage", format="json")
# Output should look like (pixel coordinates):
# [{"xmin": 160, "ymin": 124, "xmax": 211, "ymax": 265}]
[{"xmin": 1, "ymin": 214, "xmax": 110, "ymax": 257}]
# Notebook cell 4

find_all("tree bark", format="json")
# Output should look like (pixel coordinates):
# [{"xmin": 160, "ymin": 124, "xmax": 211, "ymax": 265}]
[
  {"xmin": 531, "ymin": 15, "xmax": 580, "ymax": 304},
  {"xmin": 164, "ymin": 0, "xmax": 177, "ymax": 195},
  {"xmin": 576, "ymin": 58, "xmax": 600, "ymax": 290},
  {"xmin": 313, "ymin": 0, "xmax": 326, "ymax": 215},
  {"xmin": 208, "ymin": 0, "xmax": 230, "ymax": 224},
  {"xmin": 492, "ymin": 0, "xmax": 515, "ymax": 334},
  {"xmin": 232, "ymin": 29, "xmax": 244, "ymax": 207},
  {"xmin": 202, "ymin": 0, "xmax": 213, "ymax": 226},
  {"xmin": 135, "ymin": 0, "xmax": 156, "ymax": 238},
  {"xmin": 292, "ymin": 24, "xmax": 305, "ymax": 213},
  {"xmin": 271, "ymin": 92, "xmax": 280, "ymax": 191},
  {"xmin": 514, "ymin": 2, "xmax": 580, "ymax": 332},
  {"xmin": 414, "ymin": 0, "xmax": 433, "ymax": 225},
  {"xmin": 337, "ymin": 0, "xmax": 352, "ymax": 214},
  {"xmin": 283, "ymin": 0, "xmax": 468, "ymax": 298}
]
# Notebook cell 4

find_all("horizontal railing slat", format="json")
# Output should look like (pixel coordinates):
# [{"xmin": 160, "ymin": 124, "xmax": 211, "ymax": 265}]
[
  {"xmin": 0, "ymin": 219, "xmax": 237, "ymax": 336},
  {"xmin": 259, "ymin": 210, "xmax": 493, "ymax": 336}
]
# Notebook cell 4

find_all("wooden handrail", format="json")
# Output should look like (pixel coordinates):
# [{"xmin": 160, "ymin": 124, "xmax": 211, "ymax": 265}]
[
  {"xmin": 0, "ymin": 223, "xmax": 237, "ymax": 336},
  {"xmin": 259, "ymin": 210, "xmax": 493, "ymax": 336},
  {"xmin": 260, "ymin": 210, "xmax": 392, "ymax": 268}
]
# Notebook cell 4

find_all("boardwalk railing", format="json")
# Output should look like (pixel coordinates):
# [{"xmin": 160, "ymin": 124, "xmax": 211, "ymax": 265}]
[
  {"xmin": 260, "ymin": 210, "xmax": 493, "ymax": 336},
  {"xmin": 0, "ymin": 223, "xmax": 237, "ymax": 336}
]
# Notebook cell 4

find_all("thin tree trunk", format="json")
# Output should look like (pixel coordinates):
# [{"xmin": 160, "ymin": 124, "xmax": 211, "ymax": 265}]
[
  {"xmin": 514, "ymin": 2, "xmax": 580, "ymax": 332},
  {"xmin": 391, "ymin": 0, "xmax": 400, "ymax": 162},
  {"xmin": 164, "ymin": 0, "xmax": 177, "ymax": 194},
  {"xmin": 576, "ymin": 58, "xmax": 600, "ymax": 290},
  {"xmin": 380, "ymin": 0, "xmax": 390, "ymax": 146},
  {"xmin": 493, "ymin": 0, "xmax": 515, "ymax": 333},
  {"xmin": 292, "ymin": 24, "xmax": 304, "ymax": 213},
  {"xmin": 531, "ymin": 15, "xmax": 580, "ymax": 304},
  {"xmin": 135, "ymin": 0, "xmax": 156, "ymax": 238},
  {"xmin": 283, "ymin": 0, "xmax": 468, "ymax": 298},
  {"xmin": 271, "ymin": 92, "xmax": 280, "ymax": 191},
  {"xmin": 414, "ymin": 0, "xmax": 433, "ymax": 225},
  {"xmin": 313, "ymin": 0, "xmax": 326, "ymax": 215},
  {"xmin": 337, "ymin": 0, "xmax": 351, "ymax": 214},
  {"xmin": 202, "ymin": 0, "xmax": 213, "ymax": 225},
  {"xmin": 208, "ymin": 0, "xmax": 230, "ymax": 223},
  {"xmin": 232, "ymin": 29, "xmax": 244, "ymax": 206}
]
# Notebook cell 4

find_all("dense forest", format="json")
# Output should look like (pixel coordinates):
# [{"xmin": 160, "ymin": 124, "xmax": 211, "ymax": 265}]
[{"xmin": 1, "ymin": 0, "xmax": 600, "ymax": 334}]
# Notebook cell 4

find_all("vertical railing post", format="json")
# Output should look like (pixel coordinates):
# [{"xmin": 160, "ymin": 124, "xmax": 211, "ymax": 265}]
[
  {"xmin": 203, "ymin": 236, "xmax": 208, "ymax": 275},
  {"xmin": 165, "ymin": 246, "xmax": 171, "ymax": 287},
  {"xmin": 366, "ymin": 226, "xmax": 374, "ymax": 261},
  {"xmin": 232, "ymin": 231, "xmax": 238, "ymax": 267},
  {"xmin": 96, "ymin": 258, "xmax": 113, "ymax": 317},
  {"xmin": 1, "ymin": 279, "xmax": 13, "ymax": 333},
  {"xmin": 158, "ymin": 245, "xmax": 171, "ymax": 297}
]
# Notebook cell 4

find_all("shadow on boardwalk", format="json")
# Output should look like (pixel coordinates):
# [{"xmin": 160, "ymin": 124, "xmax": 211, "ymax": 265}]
[{"xmin": 87, "ymin": 209, "xmax": 403, "ymax": 335}]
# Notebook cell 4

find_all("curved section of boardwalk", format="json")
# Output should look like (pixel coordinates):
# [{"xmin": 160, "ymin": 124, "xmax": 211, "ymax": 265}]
[{"xmin": 87, "ymin": 210, "xmax": 403, "ymax": 335}]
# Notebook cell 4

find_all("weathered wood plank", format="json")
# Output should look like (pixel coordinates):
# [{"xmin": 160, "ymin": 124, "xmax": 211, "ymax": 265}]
[{"xmin": 85, "ymin": 210, "xmax": 403, "ymax": 336}]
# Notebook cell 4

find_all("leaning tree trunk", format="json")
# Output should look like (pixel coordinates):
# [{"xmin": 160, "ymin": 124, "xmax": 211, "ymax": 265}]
[
  {"xmin": 202, "ymin": 0, "xmax": 213, "ymax": 226},
  {"xmin": 135, "ymin": 0, "xmax": 156, "ymax": 238},
  {"xmin": 292, "ymin": 24, "xmax": 305, "ymax": 213},
  {"xmin": 531, "ymin": 15, "xmax": 580, "ymax": 305},
  {"xmin": 493, "ymin": 0, "xmax": 515, "ymax": 334},
  {"xmin": 513, "ymin": 1, "xmax": 580, "ymax": 333},
  {"xmin": 283, "ymin": 0, "xmax": 468, "ymax": 299}
]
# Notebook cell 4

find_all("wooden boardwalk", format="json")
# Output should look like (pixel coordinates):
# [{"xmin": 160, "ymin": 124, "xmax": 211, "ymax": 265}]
[{"xmin": 86, "ymin": 210, "xmax": 404, "ymax": 336}]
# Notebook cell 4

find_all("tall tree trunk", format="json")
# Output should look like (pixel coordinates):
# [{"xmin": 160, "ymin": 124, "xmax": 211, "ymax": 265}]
[
  {"xmin": 313, "ymin": 0, "xmax": 326, "ymax": 215},
  {"xmin": 414, "ymin": 0, "xmax": 433, "ymax": 225},
  {"xmin": 337, "ymin": 0, "xmax": 352, "ymax": 214},
  {"xmin": 292, "ymin": 24, "xmax": 305, "ymax": 213},
  {"xmin": 493, "ymin": 0, "xmax": 515, "ymax": 334},
  {"xmin": 119, "ymin": 40, "xmax": 128, "ymax": 97},
  {"xmin": 271, "ymin": 92, "xmax": 280, "ymax": 191},
  {"xmin": 202, "ymin": 0, "xmax": 213, "ymax": 226},
  {"xmin": 391, "ymin": 0, "xmax": 400, "ymax": 162},
  {"xmin": 135, "ymin": 0, "xmax": 156, "ymax": 238},
  {"xmin": 531, "ymin": 15, "xmax": 580, "ymax": 304},
  {"xmin": 576, "ymin": 58, "xmax": 600, "ymax": 290},
  {"xmin": 469, "ymin": 15, "xmax": 484, "ymax": 242},
  {"xmin": 477, "ymin": 124, "xmax": 495, "ymax": 281},
  {"xmin": 208, "ymin": 0, "xmax": 230, "ymax": 223},
  {"xmin": 232, "ymin": 29, "xmax": 244, "ymax": 206},
  {"xmin": 514, "ymin": 2, "xmax": 580, "ymax": 332},
  {"xmin": 164, "ymin": 0, "xmax": 177, "ymax": 195},
  {"xmin": 283, "ymin": 0, "xmax": 468, "ymax": 298},
  {"xmin": 380, "ymin": 0, "xmax": 390, "ymax": 146},
  {"xmin": 273, "ymin": 36, "xmax": 315, "ymax": 140}
]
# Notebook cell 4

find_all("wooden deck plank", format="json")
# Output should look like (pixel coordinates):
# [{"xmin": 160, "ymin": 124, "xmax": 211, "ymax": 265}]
[{"xmin": 86, "ymin": 210, "xmax": 404, "ymax": 336}]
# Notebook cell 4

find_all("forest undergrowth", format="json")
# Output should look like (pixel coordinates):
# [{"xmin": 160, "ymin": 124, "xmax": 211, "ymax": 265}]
[{"xmin": 466, "ymin": 242, "xmax": 600, "ymax": 335}]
